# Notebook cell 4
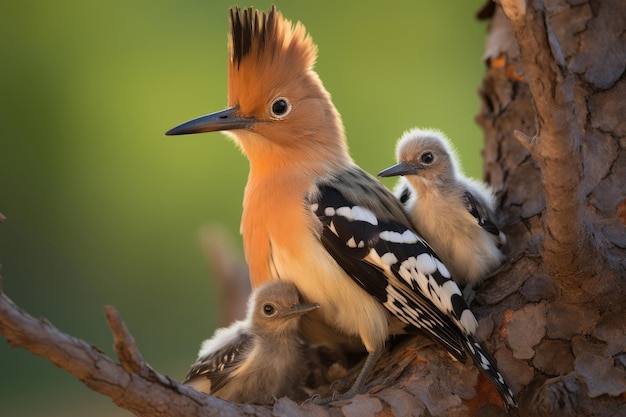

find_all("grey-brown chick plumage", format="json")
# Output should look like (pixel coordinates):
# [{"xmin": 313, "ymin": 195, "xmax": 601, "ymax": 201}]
[
  {"xmin": 184, "ymin": 280, "xmax": 319, "ymax": 404},
  {"xmin": 378, "ymin": 128, "xmax": 506, "ymax": 287}
]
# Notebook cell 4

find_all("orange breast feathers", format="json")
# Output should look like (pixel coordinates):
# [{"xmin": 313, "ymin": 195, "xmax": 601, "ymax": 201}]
[{"xmin": 241, "ymin": 172, "xmax": 318, "ymax": 288}]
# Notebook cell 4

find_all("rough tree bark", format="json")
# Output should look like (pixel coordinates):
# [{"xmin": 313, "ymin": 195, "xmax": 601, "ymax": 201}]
[
  {"xmin": 1, "ymin": 1, "xmax": 625, "ymax": 416},
  {"xmin": 476, "ymin": 0, "xmax": 626, "ymax": 416}
]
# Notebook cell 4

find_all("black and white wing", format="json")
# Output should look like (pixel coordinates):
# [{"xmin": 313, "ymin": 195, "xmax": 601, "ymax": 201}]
[
  {"xmin": 311, "ymin": 179, "xmax": 475, "ymax": 361},
  {"xmin": 184, "ymin": 328, "xmax": 254, "ymax": 394},
  {"xmin": 463, "ymin": 190, "xmax": 501, "ymax": 237},
  {"xmin": 396, "ymin": 180, "xmax": 412, "ymax": 205},
  {"xmin": 311, "ymin": 169, "xmax": 516, "ymax": 409}
]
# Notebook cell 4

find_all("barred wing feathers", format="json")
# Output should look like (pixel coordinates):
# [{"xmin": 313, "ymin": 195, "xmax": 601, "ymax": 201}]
[
  {"xmin": 311, "ymin": 181, "xmax": 476, "ymax": 361},
  {"xmin": 184, "ymin": 325, "xmax": 254, "ymax": 394},
  {"xmin": 310, "ymin": 170, "xmax": 516, "ymax": 409}
]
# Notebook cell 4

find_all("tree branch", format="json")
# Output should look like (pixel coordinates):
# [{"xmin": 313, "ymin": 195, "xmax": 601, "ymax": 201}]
[
  {"xmin": 499, "ymin": 0, "xmax": 598, "ymax": 291},
  {"xmin": 0, "ymin": 269, "xmax": 273, "ymax": 417}
]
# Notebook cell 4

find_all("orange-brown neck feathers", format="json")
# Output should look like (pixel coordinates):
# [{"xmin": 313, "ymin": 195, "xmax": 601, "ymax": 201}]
[{"xmin": 227, "ymin": 6, "xmax": 318, "ymax": 108}]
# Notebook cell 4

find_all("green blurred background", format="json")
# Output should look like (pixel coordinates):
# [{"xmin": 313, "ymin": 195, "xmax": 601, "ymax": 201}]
[{"xmin": 0, "ymin": 1, "xmax": 487, "ymax": 415}]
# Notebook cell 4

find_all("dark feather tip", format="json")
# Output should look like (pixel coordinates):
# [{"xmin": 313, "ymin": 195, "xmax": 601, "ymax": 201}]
[{"xmin": 229, "ymin": 5, "xmax": 277, "ymax": 68}]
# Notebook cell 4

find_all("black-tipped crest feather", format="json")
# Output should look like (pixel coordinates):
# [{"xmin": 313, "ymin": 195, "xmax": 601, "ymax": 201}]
[{"xmin": 229, "ymin": 6, "xmax": 276, "ymax": 68}]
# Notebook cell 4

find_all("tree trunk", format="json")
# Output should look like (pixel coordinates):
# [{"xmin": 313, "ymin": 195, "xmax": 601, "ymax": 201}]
[
  {"xmin": 1, "ymin": 1, "xmax": 625, "ymax": 416},
  {"xmin": 476, "ymin": 0, "xmax": 626, "ymax": 416}
]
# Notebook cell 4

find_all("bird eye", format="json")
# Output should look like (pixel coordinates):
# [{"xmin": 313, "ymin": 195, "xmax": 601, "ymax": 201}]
[
  {"xmin": 421, "ymin": 152, "xmax": 435, "ymax": 164},
  {"xmin": 270, "ymin": 97, "xmax": 291, "ymax": 119},
  {"xmin": 262, "ymin": 303, "xmax": 277, "ymax": 316}
]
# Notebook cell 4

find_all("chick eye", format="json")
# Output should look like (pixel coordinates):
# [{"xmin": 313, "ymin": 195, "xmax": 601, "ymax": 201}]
[
  {"xmin": 262, "ymin": 303, "xmax": 277, "ymax": 316},
  {"xmin": 420, "ymin": 152, "xmax": 435, "ymax": 164},
  {"xmin": 270, "ymin": 97, "xmax": 291, "ymax": 118}
]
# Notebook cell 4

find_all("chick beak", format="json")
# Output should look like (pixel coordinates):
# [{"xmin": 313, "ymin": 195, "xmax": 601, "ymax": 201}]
[
  {"xmin": 285, "ymin": 302, "xmax": 320, "ymax": 318},
  {"xmin": 165, "ymin": 106, "xmax": 258, "ymax": 136},
  {"xmin": 377, "ymin": 161, "xmax": 419, "ymax": 178}
]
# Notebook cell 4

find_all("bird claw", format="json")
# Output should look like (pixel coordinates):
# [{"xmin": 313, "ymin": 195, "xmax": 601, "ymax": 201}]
[
  {"xmin": 329, "ymin": 380, "xmax": 342, "ymax": 391},
  {"xmin": 308, "ymin": 389, "xmax": 343, "ymax": 405},
  {"xmin": 310, "ymin": 392, "xmax": 337, "ymax": 405},
  {"xmin": 302, "ymin": 394, "xmax": 321, "ymax": 405}
]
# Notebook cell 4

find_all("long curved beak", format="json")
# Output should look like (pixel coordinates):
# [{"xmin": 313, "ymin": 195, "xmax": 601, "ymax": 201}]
[
  {"xmin": 377, "ymin": 161, "xmax": 419, "ymax": 178},
  {"xmin": 165, "ymin": 107, "xmax": 258, "ymax": 136}
]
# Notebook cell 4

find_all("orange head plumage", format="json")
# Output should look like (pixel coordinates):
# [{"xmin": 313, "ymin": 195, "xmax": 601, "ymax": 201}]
[{"xmin": 167, "ymin": 6, "xmax": 350, "ymax": 174}]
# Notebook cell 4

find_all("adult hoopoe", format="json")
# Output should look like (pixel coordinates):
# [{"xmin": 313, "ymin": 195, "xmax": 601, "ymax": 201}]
[
  {"xmin": 167, "ymin": 6, "xmax": 516, "ymax": 409},
  {"xmin": 378, "ymin": 128, "xmax": 506, "ymax": 287}
]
